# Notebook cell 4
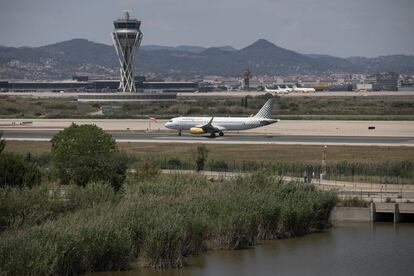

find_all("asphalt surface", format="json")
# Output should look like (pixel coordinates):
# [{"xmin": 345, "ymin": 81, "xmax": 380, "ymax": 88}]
[{"xmin": 2, "ymin": 129, "xmax": 413, "ymax": 145}]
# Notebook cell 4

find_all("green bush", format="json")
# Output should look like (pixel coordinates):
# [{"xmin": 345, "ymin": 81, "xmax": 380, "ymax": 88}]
[
  {"xmin": 0, "ymin": 153, "xmax": 41, "ymax": 188},
  {"xmin": 51, "ymin": 124, "xmax": 128, "ymax": 190}
]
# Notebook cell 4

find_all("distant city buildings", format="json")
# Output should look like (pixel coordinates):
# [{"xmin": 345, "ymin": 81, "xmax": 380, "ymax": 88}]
[{"xmin": 0, "ymin": 72, "xmax": 412, "ymax": 93}]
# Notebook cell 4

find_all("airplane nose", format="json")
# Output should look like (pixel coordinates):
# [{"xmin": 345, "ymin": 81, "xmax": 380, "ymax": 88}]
[{"xmin": 165, "ymin": 121, "xmax": 173, "ymax": 129}]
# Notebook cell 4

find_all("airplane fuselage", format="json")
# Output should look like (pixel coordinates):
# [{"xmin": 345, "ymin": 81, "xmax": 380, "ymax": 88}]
[
  {"xmin": 164, "ymin": 98, "xmax": 278, "ymax": 135},
  {"xmin": 264, "ymin": 87, "xmax": 288, "ymax": 94},
  {"xmin": 165, "ymin": 117, "xmax": 278, "ymax": 132}
]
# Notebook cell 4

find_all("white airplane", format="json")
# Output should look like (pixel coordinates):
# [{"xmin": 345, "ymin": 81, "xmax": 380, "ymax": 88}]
[
  {"xmin": 292, "ymin": 85, "xmax": 316, "ymax": 93},
  {"xmin": 164, "ymin": 99, "xmax": 279, "ymax": 137},
  {"xmin": 283, "ymin": 85, "xmax": 294, "ymax": 92},
  {"xmin": 264, "ymin": 86, "xmax": 289, "ymax": 94}
]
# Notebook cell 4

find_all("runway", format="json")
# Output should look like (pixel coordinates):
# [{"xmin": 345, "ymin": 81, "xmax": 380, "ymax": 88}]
[{"xmin": 2, "ymin": 129, "xmax": 413, "ymax": 146}]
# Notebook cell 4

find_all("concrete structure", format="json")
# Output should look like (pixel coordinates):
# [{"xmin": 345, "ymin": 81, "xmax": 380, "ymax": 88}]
[
  {"xmin": 139, "ymin": 81, "xmax": 198, "ymax": 93},
  {"xmin": 112, "ymin": 11, "xmax": 143, "ymax": 92},
  {"xmin": 356, "ymin": 83, "xmax": 373, "ymax": 91},
  {"xmin": 330, "ymin": 207, "xmax": 372, "ymax": 222},
  {"xmin": 374, "ymin": 72, "xmax": 399, "ymax": 91},
  {"xmin": 331, "ymin": 203, "xmax": 414, "ymax": 223},
  {"xmin": 77, "ymin": 92, "xmax": 176, "ymax": 102},
  {"xmin": 0, "ymin": 80, "xmax": 198, "ymax": 93},
  {"xmin": 242, "ymin": 69, "xmax": 251, "ymax": 90}
]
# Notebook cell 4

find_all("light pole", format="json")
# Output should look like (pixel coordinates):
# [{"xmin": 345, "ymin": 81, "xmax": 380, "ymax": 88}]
[{"xmin": 320, "ymin": 145, "xmax": 327, "ymax": 181}]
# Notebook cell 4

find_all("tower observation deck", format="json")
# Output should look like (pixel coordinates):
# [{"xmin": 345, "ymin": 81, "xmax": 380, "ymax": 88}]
[{"xmin": 112, "ymin": 11, "xmax": 143, "ymax": 92}]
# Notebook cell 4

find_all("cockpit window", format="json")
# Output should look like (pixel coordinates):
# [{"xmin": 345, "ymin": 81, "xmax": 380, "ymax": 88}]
[{"xmin": 168, "ymin": 120, "xmax": 173, "ymax": 123}]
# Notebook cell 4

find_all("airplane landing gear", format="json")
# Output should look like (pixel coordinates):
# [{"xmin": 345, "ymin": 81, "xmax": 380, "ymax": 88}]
[
  {"xmin": 210, "ymin": 133, "xmax": 216, "ymax": 138},
  {"xmin": 219, "ymin": 132, "xmax": 224, "ymax": 137},
  {"xmin": 178, "ymin": 130, "xmax": 182, "ymax": 136}
]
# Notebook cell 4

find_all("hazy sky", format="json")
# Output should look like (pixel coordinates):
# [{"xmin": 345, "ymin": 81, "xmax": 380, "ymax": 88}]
[{"xmin": 0, "ymin": 0, "xmax": 413, "ymax": 57}]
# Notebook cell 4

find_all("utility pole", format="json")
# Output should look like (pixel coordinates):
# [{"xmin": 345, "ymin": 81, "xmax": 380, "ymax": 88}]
[{"xmin": 320, "ymin": 145, "xmax": 327, "ymax": 181}]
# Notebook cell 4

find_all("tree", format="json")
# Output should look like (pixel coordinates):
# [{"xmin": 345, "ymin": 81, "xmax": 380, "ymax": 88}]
[
  {"xmin": 51, "ymin": 124, "xmax": 127, "ymax": 190},
  {"xmin": 195, "ymin": 144, "xmax": 209, "ymax": 172}
]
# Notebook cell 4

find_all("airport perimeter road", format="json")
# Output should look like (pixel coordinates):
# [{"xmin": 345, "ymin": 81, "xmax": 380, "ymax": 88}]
[{"xmin": 2, "ymin": 129, "xmax": 413, "ymax": 146}]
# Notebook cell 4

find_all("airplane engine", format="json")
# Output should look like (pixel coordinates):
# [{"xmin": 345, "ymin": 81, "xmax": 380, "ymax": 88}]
[{"xmin": 190, "ymin": 127, "xmax": 206, "ymax": 134}]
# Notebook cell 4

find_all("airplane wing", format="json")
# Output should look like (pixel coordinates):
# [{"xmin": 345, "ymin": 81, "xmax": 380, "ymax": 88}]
[{"xmin": 195, "ymin": 117, "xmax": 226, "ymax": 133}]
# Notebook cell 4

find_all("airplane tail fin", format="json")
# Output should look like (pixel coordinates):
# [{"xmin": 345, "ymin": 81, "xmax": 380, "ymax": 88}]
[{"xmin": 254, "ymin": 98, "xmax": 274, "ymax": 118}]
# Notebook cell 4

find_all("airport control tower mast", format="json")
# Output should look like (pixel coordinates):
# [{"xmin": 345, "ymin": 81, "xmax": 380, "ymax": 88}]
[{"xmin": 112, "ymin": 11, "xmax": 143, "ymax": 92}]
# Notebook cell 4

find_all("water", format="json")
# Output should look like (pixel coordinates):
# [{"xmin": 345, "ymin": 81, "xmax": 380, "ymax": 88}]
[{"xmin": 95, "ymin": 223, "xmax": 414, "ymax": 276}]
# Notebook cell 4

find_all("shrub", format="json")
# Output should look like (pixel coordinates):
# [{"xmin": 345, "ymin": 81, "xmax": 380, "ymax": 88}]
[
  {"xmin": 0, "ymin": 153, "xmax": 41, "ymax": 188},
  {"xmin": 51, "ymin": 124, "xmax": 127, "ymax": 190}
]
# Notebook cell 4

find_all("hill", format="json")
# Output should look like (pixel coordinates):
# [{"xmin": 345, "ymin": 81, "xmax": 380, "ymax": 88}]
[{"xmin": 1, "ymin": 38, "xmax": 413, "ymax": 79}]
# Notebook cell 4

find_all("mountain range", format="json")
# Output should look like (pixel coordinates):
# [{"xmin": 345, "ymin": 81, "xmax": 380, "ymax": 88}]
[{"xmin": 1, "ymin": 38, "xmax": 413, "ymax": 79}]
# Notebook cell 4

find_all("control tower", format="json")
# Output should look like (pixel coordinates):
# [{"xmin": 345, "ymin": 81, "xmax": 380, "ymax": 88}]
[{"xmin": 112, "ymin": 11, "xmax": 143, "ymax": 92}]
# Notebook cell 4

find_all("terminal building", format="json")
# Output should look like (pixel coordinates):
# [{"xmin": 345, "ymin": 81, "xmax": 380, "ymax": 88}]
[
  {"xmin": 78, "ymin": 93, "xmax": 177, "ymax": 102},
  {"xmin": 0, "ymin": 78, "xmax": 198, "ymax": 93}
]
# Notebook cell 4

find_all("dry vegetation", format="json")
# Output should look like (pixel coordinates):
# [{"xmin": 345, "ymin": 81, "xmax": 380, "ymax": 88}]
[
  {"xmin": 5, "ymin": 141, "xmax": 414, "ymax": 164},
  {"xmin": 0, "ymin": 94, "xmax": 413, "ymax": 119},
  {"xmin": 0, "ymin": 95, "xmax": 97, "ymax": 118}
]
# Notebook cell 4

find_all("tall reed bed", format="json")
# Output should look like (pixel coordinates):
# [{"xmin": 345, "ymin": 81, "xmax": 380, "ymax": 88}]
[
  {"xmin": 0, "ymin": 172, "xmax": 336, "ymax": 275},
  {"xmin": 0, "ymin": 182, "xmax": 120, "ymax": 232}
]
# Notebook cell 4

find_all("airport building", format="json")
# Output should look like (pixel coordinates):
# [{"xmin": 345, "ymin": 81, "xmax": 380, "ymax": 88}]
[
  {"xmin": 77, "ymin": 93, "xmax": 177, "ymax": 102},
  {"xmin": 0, "ymin": 79, "xmax": 198, "ymax": 93},
  {"xmin": 373, "ymin": 72, "xmax": 399, "ymax": 91}
]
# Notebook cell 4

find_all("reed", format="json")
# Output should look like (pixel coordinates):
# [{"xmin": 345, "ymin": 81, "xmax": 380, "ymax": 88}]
[{"xmin": 0, "ymin": 172, "xmax": 336, "ymax": 275}]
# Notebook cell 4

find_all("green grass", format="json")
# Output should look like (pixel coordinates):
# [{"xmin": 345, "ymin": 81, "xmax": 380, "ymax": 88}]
[{"xmin": 0, "ymin": 172, "xmax": 336, "ymax": 274}]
